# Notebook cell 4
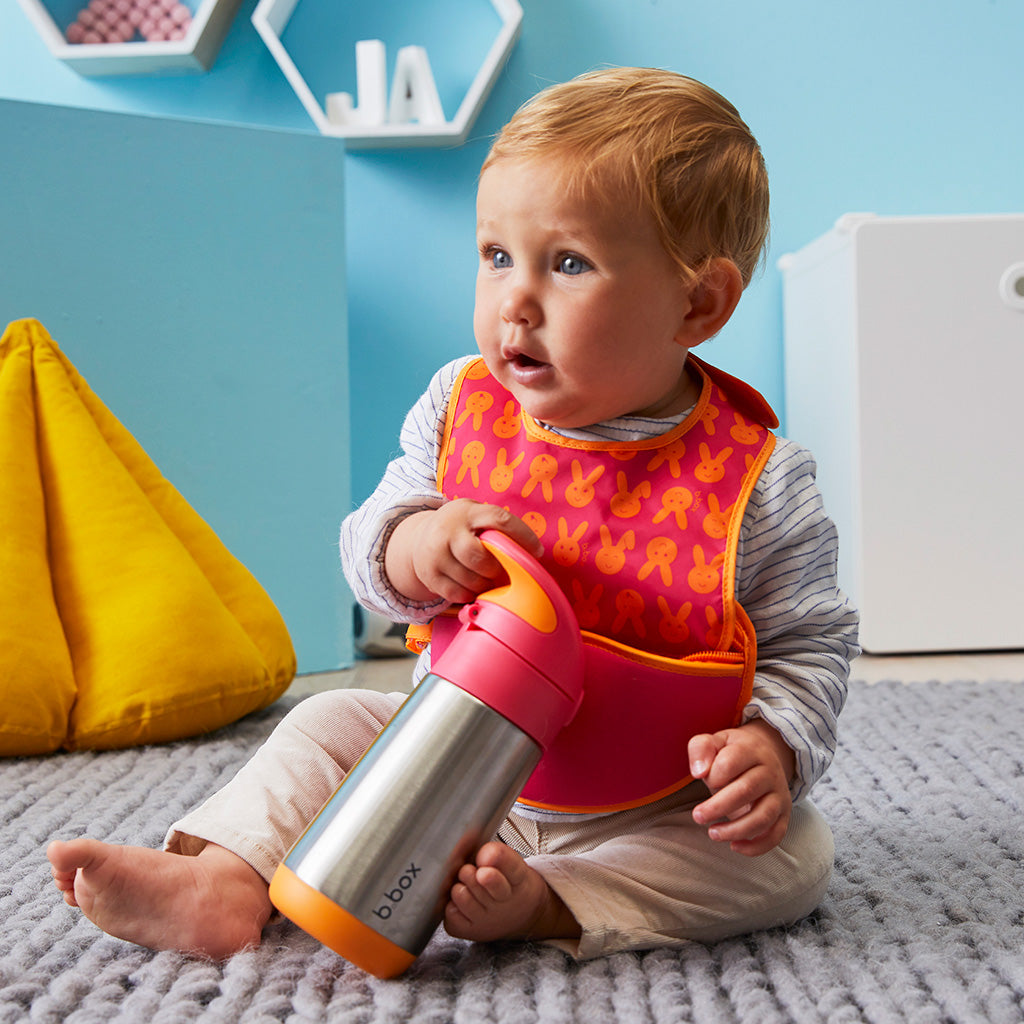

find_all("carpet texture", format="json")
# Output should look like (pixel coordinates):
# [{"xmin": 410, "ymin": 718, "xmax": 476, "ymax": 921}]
[{"xmin": 1, "ymin": 679, "xmax": 1021, "ymax": 1023}]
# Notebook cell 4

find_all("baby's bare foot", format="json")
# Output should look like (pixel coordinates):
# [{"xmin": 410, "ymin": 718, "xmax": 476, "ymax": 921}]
[
  {"xmin": 47, "ymin": 838, "xmax": 272, "ymax": 960},
  {"xmin": 443, "ymin": 841, "xmax": 580, "ymax": 943}
]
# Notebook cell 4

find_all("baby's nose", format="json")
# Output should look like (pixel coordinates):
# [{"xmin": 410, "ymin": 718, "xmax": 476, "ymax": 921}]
[{"xmin": 500, "ymin": 284, "xmax": 542, "ymax": 326}]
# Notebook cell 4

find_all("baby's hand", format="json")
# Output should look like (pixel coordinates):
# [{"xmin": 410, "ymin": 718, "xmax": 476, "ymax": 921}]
[
  {"xmin": 386, "ymin": 499, "xmax": 543, "ymax": 605},
  {"xmin": 688, "ymin": 719, "xmax": 795, "ymax": 857}
]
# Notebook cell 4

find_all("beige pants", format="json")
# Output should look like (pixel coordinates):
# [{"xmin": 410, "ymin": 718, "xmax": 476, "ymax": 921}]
[{"xmin": 167, "ymin": 689, "xmax": 834, "ymax": 959}]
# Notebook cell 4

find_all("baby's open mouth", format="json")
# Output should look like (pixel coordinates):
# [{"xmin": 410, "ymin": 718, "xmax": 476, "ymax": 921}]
[{"xmin": 512, "ymin": 353, "xmax": 546, "ymax": 369}]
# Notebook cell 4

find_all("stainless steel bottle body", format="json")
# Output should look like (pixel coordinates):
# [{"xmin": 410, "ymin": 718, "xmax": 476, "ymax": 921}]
[{"xmin": 281, "ymin": 673, "xmax": 542, "ymax": 956}]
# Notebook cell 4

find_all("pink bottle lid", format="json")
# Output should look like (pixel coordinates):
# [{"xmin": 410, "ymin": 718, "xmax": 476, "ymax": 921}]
[{"xmin": 429, "ymin": 531, "xmax": 584, "ymax": 749}]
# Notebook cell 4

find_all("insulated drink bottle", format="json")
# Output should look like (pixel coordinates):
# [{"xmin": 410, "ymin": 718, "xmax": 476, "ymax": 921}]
[{"xmin": 269, "ymin": 530, "xmax": 584, "ymax": 978}]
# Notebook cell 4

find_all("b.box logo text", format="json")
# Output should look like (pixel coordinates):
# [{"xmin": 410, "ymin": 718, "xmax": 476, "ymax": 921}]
[{"xmin": 372, "ymin": 863, "xmax": 422, "ymax": 919}]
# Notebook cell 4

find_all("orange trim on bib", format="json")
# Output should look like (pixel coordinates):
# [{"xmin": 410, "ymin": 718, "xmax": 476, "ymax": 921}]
[{"xmin": 404, "ymin": 622, "xmax": 433, "ymax": 655}]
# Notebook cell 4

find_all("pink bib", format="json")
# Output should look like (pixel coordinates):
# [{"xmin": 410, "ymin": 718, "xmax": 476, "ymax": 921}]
[{"xmin": 429, "ymin": 358, "xmax": 776, "ymax": 812}]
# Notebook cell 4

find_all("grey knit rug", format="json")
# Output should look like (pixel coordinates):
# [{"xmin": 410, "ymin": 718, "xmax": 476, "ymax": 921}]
[{"xmin": 1, "ymin": 678, "xmax": 1022, "ymax": 1024}]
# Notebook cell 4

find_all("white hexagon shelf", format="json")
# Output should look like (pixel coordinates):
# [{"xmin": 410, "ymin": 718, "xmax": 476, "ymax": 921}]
[
  {"xmin": 17, "ymin": 0, "xmax": 242, "ymax": 76},
  {"xmin": 251, "ymin": 0, "xmax": 522, "ymax": 147}
]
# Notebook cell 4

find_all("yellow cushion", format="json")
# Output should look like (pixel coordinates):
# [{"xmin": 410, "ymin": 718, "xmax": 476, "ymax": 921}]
[{"xmin": 0, "ymin": 319, "xmax": 296, "ymax": 755}]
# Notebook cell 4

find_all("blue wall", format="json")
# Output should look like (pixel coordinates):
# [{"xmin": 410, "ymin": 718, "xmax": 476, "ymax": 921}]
[
  {"xmin": 1, "ymin": 99, "xmax": 350, "ymax": 672},
  {"xmin": 2, "ymin": 0, "xmax": 1021, "ymax": 670}
]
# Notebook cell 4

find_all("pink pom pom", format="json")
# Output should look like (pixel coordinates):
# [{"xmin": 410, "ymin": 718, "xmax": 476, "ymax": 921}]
[
  {"xmin": 66, "ymin": 21, "xmax": 86, "ymax": 42},
  {"xmin": 168, "ymin": 26, "xmax": 185, "ymax": 40},
  {"xmin": 77, "ymin": 8, "xmax": 97, "ymax": 27},
  {"xmin": 170, "ymin": 3, "xmax": 190, "ymax": 26},
  {"xmin": 82, "ymin": 29, "xmax": 103, "ymax": 43}
]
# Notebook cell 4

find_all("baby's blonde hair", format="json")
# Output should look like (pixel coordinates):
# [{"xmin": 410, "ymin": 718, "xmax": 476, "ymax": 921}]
[{"xmin": 483, "ymin": 67, "xmax": 770, "ymax": 287}]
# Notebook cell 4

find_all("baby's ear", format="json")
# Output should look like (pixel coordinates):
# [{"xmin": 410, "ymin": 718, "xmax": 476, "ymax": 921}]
[{"xmin": 675, "ymin": 259, "xmax": 743, "ymax": 348}]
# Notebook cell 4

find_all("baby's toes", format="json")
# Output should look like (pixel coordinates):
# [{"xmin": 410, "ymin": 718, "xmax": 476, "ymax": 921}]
[
  {"xmin": 449, "ymin": 879, "xmax": 486, "ymax": 917},
  {"xmin": 51, "ymin": 867, "xmax": 76, "ymax": 894},
  {"xmin": 474, "ymin": 864, "xmax": 514, "ymax": 902},
  {"xmin": 54, "ymin": 876, "xmax": 80, "ymax": 907}
]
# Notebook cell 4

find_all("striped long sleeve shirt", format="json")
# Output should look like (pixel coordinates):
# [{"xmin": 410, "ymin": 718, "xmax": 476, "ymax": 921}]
[{"xmin": 340, "ymin": 356, "xmax": 860, "ymax": 805}]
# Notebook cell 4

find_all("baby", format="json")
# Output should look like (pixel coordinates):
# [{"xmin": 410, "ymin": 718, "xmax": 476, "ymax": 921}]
[{"xmin": 49, "ymin": 67, "xmax": 858, "ymax": 963}]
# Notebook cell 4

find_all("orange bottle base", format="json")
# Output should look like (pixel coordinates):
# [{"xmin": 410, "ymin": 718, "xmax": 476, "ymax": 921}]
[{"xmin": 269, "ymin": 863, "xmax": 417, "ymax": 979}]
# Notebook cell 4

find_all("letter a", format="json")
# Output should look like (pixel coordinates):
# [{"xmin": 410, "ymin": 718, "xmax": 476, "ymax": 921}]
[{"xmin": 388, "ymin": 46, "xmax": 445, "ymax": 126}]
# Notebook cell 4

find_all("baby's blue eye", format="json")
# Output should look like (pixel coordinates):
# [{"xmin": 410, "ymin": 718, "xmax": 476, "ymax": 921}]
[
  {"xmin": 490, "ymin": 249, "xmax": 512, "ymax": 269},
  {"xmin": 558, "ymin": 254, "xmax": 591, "ymax": 276}
]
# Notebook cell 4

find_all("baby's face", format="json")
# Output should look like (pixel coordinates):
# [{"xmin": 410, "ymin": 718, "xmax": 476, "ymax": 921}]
[{"xmin": 473, "ymin": 157, "xmax": 700, "ymax": 430}]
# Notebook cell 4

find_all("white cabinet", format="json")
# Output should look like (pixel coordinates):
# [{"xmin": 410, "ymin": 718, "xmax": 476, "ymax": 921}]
[{"xmin": 781, "ymin": 213, "xmax": 1024, "ymax": 653}]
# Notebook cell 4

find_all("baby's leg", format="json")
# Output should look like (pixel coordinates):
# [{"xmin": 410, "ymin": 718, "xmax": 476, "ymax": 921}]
[
  {"xmin": 48, "ymin": 689, "xmax": 404, "ymax": 958},
  {"xmin": 495, "ymin": 787, "xmax": 835, "ymax": 959},
  {"xmin": 165, "ymin": 689, "xmax": 404, "ymax": 880}
]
